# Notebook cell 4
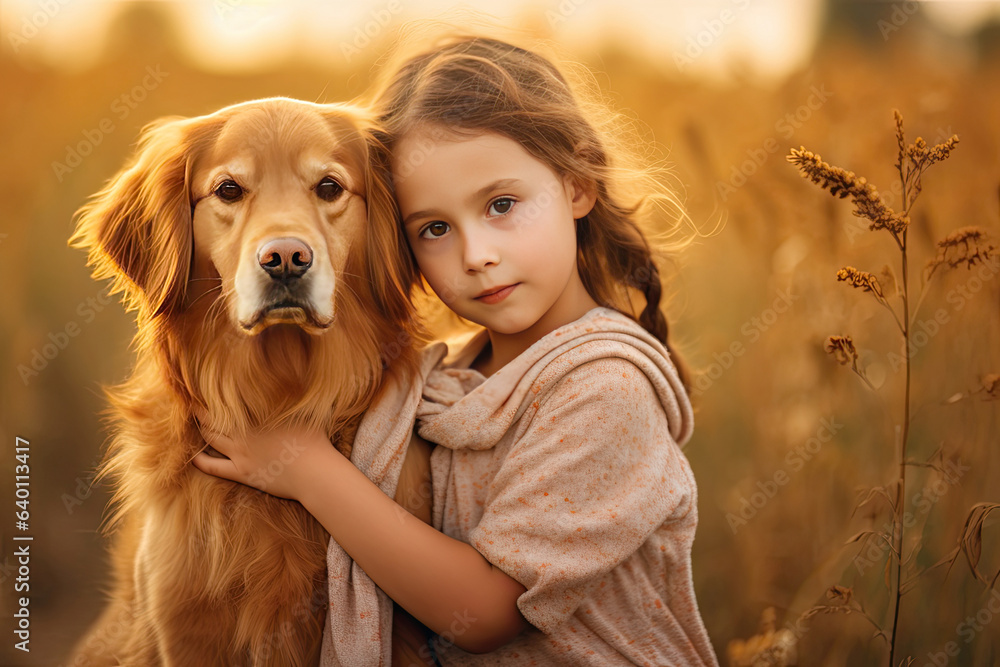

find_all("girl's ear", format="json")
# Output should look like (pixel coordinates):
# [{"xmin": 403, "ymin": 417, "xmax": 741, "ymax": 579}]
[
  {"xmin": 566, "ymin": 175, "xmax": 598, "ymax": 220},
  {"xmin": 70, "ymin": 116, "xmax": 197, "ymax": 319}
]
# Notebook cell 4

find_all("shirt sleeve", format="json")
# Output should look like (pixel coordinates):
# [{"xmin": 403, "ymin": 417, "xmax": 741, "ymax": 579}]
[{"xmin": 466, "ymin": 357, "xmax": 695, "ymax": 634}]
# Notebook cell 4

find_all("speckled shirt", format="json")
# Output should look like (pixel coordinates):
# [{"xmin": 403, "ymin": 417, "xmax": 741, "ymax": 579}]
[{"xmin": 415, "ymin": 307, "xmax": 719, "ymax": 666}]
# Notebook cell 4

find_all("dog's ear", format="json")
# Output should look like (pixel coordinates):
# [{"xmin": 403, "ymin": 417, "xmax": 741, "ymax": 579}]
[
  {"xmin": 360, "ymin": 125, "xmax": 422, "ymax": 329},
  {"xmin": 70, "ymin": 116, "xmax": 196, "ymax": 319}
]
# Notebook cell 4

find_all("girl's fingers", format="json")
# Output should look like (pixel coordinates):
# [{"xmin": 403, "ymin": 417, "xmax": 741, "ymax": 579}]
[
  {"xmin": 192, "ymin": 405, "xmax": 210, "ymax": 425},
  {"xmin": 199, "ymin": 428, "xmax": 237, "ymax": 456},
  {"xmin": 192, "ymin": 451, "xmax": 240, "ymax": 482}
]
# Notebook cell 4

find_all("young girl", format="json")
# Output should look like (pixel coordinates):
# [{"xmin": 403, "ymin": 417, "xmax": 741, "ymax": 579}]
[{"xmin": 195, "ymin": 35, "xmax": 718, "ymax": 666}]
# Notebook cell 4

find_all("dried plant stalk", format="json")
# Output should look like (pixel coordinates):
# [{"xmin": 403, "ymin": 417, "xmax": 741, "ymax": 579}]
[
  {"xmin": 786, "ymin": 110, "xmax": 994, "ymax": 667},
  {"xmin": 926, "ymin": 226, "xmax": 996, "ymax": 276},
  {"xmin": 727, "ymin": 607, "xmax": 798, "ymax": 667},
  {"xmin": 825, "ymin": 335, "xmax": 874, "ymax": 390},
  {"xmin": 825, "ymin": 335, "xmax": 858, "ymax": 366},
  {"xmin": 837, "ymin": 266, "xmax": 885, "ymax": 298},
  {"xmin": 788, "ymin": 148, "xmax": 909, "ymax": 238}
]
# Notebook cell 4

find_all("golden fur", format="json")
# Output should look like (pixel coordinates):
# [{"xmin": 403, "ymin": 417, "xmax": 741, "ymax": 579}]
[{"xmin": 69, "ymin": 98, "xmax": 430, "ymax": 666}]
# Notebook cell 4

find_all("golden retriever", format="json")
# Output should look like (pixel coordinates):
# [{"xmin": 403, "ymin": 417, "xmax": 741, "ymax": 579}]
[{"xmin": 69, "ymin": 98, "xmax": 434, "ymax": 666}]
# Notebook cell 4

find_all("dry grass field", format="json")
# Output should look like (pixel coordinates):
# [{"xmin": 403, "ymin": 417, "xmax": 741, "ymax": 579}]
[{"xmin": 1, "ymin": 2, "xmax": 998, "ymax": 665}]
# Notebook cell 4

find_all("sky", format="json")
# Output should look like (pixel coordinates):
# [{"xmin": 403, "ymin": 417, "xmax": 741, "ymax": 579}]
[{"xmin": 3, "ymin": 1, "xmax": 998, "ymax": 81}]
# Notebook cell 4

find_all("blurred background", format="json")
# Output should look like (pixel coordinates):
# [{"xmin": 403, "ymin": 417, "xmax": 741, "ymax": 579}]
[{"xmin": 2, "ymin": 1, "xmax": 999, "ymax": 665}]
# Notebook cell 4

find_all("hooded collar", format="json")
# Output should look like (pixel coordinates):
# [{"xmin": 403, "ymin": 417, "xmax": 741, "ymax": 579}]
[{"xmin": 416, "ymin": 307, "xmax": 693, "ymax": 451}]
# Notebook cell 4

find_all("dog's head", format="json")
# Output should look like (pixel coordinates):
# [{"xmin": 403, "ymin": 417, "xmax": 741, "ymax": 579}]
[{"xmin": 71, "ymin": 97, "xmax": 416, "ymax": 342}]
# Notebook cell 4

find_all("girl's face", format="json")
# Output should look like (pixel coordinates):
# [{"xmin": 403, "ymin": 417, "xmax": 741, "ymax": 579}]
[{"xmin": 391, "ymin": 128, "xmax": 597, "ymax": 338}]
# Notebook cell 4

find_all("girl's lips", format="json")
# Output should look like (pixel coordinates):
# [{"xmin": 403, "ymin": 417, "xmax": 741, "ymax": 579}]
[{"xmin": 475, "ymin": 283, "xmax": 518, "ymax": 304}]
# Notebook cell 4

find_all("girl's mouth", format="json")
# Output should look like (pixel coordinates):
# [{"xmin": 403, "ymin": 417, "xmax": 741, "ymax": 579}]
[{"xmin": 474, "ymin": 283, "xmax": 519, "ymax": 304}]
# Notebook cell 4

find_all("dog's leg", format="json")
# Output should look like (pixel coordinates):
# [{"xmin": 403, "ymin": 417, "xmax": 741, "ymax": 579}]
[
  {"xmin": 139, "ymin": 479, "xmax": 327, "ymax": 667},
  {"xmin": 238, "ymin": 536, "xmax": 328, "ymax": 667},
  {"xmin": 149, "ymin": 598, "xmax": 237, "ymax": 667},
  {"xmin": 126, "ymin": 492, "xmax": 241, "ymax": 667},
  {"xmin": 245, "ymin": 588, "xmax": 326, "ymax": 667}
]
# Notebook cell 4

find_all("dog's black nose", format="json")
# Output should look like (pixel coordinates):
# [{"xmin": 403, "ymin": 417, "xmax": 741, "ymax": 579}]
[{"xmin": 257, "ymin": 237, "xmax": 313, "ymax": 280}]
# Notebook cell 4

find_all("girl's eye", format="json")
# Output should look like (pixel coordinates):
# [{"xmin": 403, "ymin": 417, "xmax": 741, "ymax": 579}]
[
  {"xmin": 316, "ymin": 176, "xmax": 344, "ymax": 202},
  {"xmin": 420, "ymin": 222, "xmax": 450, "ymax": 239},
  {"xmin": 215, "ymin": 180, "xmax": 244, "ymax": 202},
  {"xmin": 488, "ymin": 197, "xmax": 515, "ymax": 216}
]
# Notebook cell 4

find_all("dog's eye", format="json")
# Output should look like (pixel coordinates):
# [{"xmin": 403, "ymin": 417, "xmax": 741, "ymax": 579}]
[
  {"xmin": 316, "ymin": 177, "xmax": 344, "ymax": 202},
  {"xmin": 215, "ymin": 180, "xmax": 244, "ymax": 202}
]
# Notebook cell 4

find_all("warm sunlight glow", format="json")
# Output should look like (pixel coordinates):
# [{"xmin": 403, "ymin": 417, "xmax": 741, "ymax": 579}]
[
  {"xmin": 4, "ymin": 0, "xmax": 828, "ymax": 82},
  {"xmin": 2, "ymin": 1, "xmax": 995, "ymax": 80}
]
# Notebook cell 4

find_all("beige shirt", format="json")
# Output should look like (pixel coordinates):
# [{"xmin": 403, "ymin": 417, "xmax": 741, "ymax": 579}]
[{"xmin": 416, "ymin": 307, "xmax": 718, "ymax": 666}]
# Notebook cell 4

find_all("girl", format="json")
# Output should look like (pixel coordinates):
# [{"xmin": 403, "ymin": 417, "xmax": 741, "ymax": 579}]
[{"xmin": 195, "ymin": 35, "xmax": 718, "ymax": 666}]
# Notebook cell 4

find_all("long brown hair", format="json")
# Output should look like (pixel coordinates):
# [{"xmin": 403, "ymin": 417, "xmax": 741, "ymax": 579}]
[{"xmin": 366, "ymin": 34, "xmax": 692, "ymax": 390}]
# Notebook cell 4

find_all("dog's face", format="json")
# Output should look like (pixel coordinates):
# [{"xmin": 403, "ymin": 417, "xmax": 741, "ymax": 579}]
[
  {"xmin": 72, "ymin": 98, "xmax": 416, "ymax": 340},
  {"xmin": 189, "ymin": 102, "xmax": 367, "ymax": 334}
]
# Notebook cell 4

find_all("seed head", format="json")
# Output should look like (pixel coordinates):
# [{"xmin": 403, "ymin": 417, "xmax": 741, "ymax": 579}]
[
  {"xmin": 926, "ymin": 135, "xmax": 960, "ymax": 167},
  {"xmin": 927, "ymin": 226, "xmax": 996, "ymax": 274},
  {"xmin": 982, "ymin": 374, "xmax": 999, "ymax": 400},
  {"xmin": 837, "ymin": 266, "xmax": 885, "ymax": 299},
  {"xmin": 893, "ymin": 109, "xmax": 906, "ymax": 172},
  {"xmin": 727, "ymin": 607, "xmax": 798, "ymax": 667},
  {"xmin": 787, "ymin": 148, "xmax": 908, "ymax": 235},
  {"xmin": 826, "ymin": 585, "xmax": 854, "ymax": 605},
  {"xmin": 825, "ymin": 335, "xmax": 859, "ymax": 366}
]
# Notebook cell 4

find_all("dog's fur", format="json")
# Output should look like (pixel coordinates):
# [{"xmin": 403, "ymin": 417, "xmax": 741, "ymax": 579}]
[{"xmin": 69, "ymin": 98, "xmax": 430, "ymax": 666}]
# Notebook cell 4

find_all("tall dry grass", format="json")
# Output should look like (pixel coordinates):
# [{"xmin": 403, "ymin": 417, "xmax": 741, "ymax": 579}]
[
  {"xmin": 669, "ymin": 33, "xmax": 1000, "ymax": 664},
  {"xmin": 772, "ymin": 112, "xmax": 998, "ymax": 666},
  {"xmin": 2, "ymin": 8, "xmax": 999, "ymax": 665}
]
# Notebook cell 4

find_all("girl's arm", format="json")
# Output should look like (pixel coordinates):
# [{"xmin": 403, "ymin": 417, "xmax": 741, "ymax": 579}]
[{"xmin": 192, "ymin": 427, "xmax": 530, "ymax": 654}]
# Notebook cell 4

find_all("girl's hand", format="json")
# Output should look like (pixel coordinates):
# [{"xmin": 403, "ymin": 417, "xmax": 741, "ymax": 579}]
[
  {"xmin": 195, "ymin": 411, "xmax": 527, "ymax": 650},
  {"xmin": 192, "ymin": 414, "xmax": 335, "ymax": 501}
]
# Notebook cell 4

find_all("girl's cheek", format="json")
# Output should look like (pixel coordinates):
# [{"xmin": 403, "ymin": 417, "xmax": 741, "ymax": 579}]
[
  {"xmin": 412, "ymin": 235, "xmax": 449, "ymax": 257},
  {"xmin": 513, "ymin": 191, "xmax": 562, "ymax": 229},
  {"xmin": 511, "ymin": 201, "xmax": 539, "ymax": 228},
  {"xmin": 412, "ymin": 238, "xmax": 455, "ymax": 274}
]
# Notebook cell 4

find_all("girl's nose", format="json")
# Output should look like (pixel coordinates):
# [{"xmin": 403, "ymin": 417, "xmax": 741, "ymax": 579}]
[{"xmin": 462, "ymin": 226, "xmax": 500, "ymax": 273}]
